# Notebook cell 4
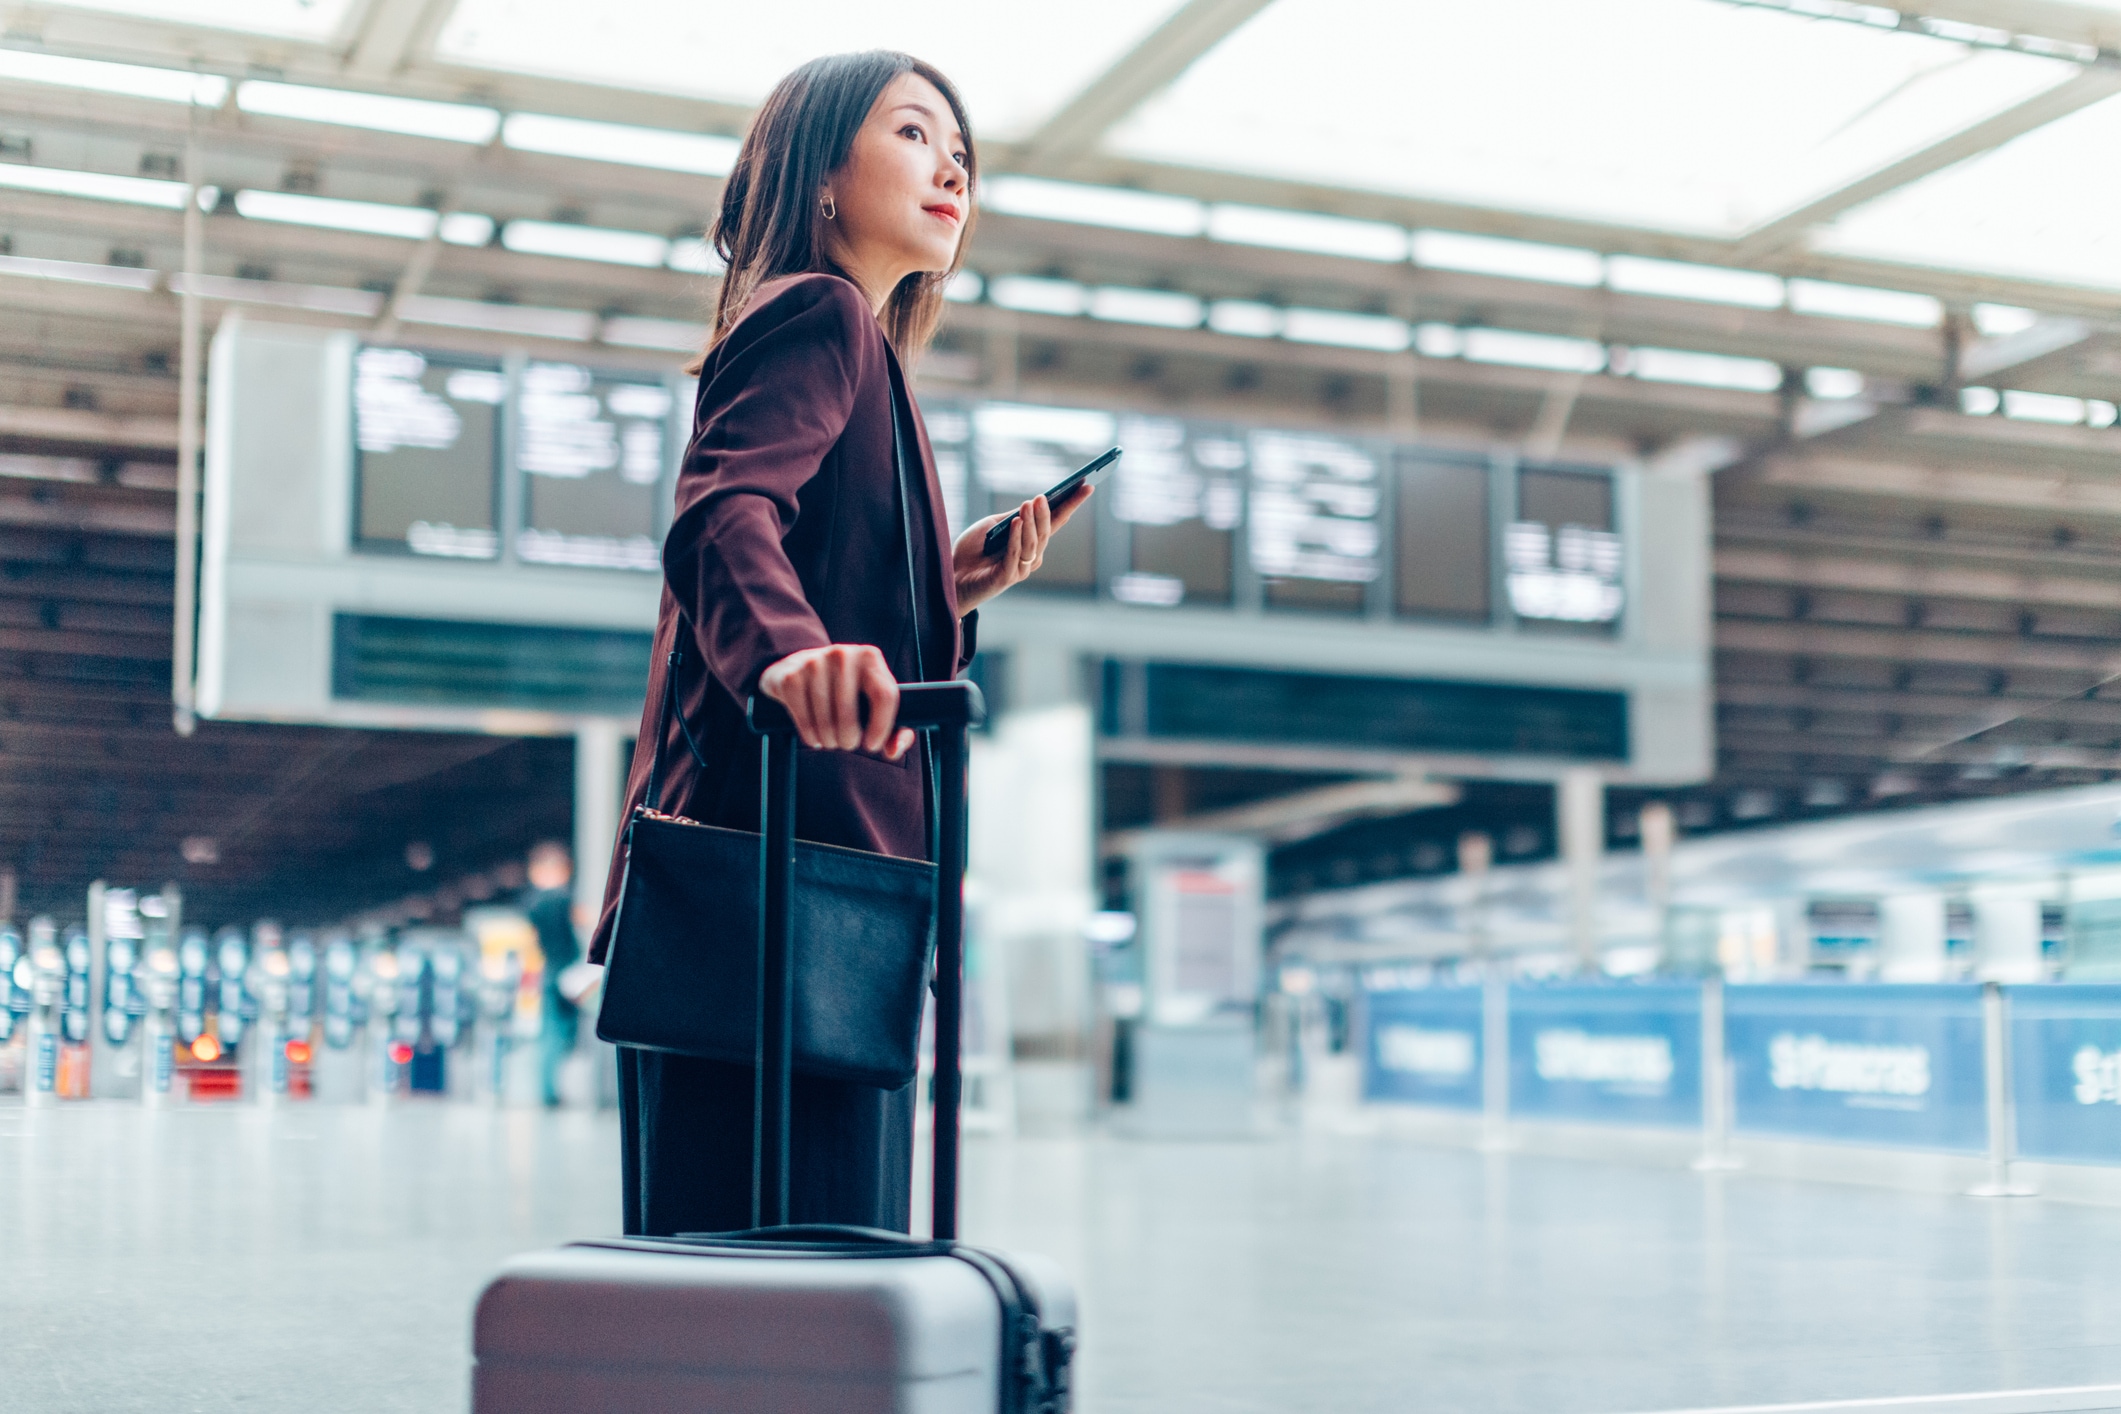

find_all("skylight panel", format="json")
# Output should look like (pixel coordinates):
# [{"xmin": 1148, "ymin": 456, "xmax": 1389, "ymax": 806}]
[
  {"xmin": 1279, "ymin": 308, "xmax": 1410, "ymax": 351},
  {"xmin": 984, "ymin": 177, "xmax": 1205, "ymax": 237},
  {"xmin": 436, "ymin": 0, "xmax": 1190, "ymax": 142},
  {"xmin": 1461, "ymin": 328, "xmax": 1605, "ymax": 373},
  {"xmin": 502, "ymin": 114, "xmax": 740, "ymax": 176},
  {"xmin": 1625, "ymin": 347, "xmax": 1783, "ymax": 392},
  {"xmin": 1786, "ymin": 278, "xmax": 1942, "ymax": 327},
  {"xmin": 0, "ymin": 163, "xmax": 196, "ymax": 209},
  {"xmin": 1605, "ymin": 256, "xmax": 1785, "ymax": 309},
  {"xmin": 501, "ymin": 221, "xmax": 669, "ymax": 267},
  {"xmin": 989, "ymin": 276, "xmax": 1088, "ymax": 317},
  {"xmin": 1209, "ymin": 205, "xmax": 1409, "ymax": 262},
  {"xmin": 1960, "ymin": 386, "xmax": 2000, "ymax": 415},
  {"xmin": 1088, "ymin": 287, "xmax": 1203, "ymax": 329},
  {"xmin": 1813, "ymin": 94, "xmax": 2121, "ymax": 292},
  {"xmin": 35, "ymin": 0, "xmax": 359, "ymax": 39},
  {"xmin": 1108, "ymin": 0, "xmax": 2073, "ymax": 240},
  {"xmin": 0, "ymin": 49, "xmax": 228, "ymax": 105},
  {"xmin": 236, "ymin": 82, "xmax": 501, "ymax": 144},
  {"xmin": 2002, "ymin": 389, "xmax": 2086, "ymax": 424},
  {"xmin": 1413, "ymin": 230, "xmax": 1600, "ymax": 287}
]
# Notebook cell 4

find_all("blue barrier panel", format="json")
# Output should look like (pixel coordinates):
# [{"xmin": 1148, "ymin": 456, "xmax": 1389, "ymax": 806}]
[
  {"xmin": 1507, "ymin": 982, "xmax": 1702, "ymax": 1128},
  {"xmin": 1725, "ymin": 984, "xmax": 1985, "ymax": 1152},
  {"xmin": 2008, "ymin": 985, "xmax": 2121, "ymax": 1166},
  {"xmin": 1361, "ymin": 985, "xmax": 1482, "ymax": 1109}
]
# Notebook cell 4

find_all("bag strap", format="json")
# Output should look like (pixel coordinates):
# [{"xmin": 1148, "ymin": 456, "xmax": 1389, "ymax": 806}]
[{"xmin": 885, "ymin": 365, "xmax": 945, "ymax": 869}]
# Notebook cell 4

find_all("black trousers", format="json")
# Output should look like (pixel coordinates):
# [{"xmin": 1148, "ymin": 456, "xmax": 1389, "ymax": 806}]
[{"xmin": 617, "ymin": 1047, "xmax": 916, "ymax": 1237}]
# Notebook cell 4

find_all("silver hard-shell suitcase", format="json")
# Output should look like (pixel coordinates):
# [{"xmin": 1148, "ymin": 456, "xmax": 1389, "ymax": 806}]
[{"xmin": 472, "ymin": 682, "xmax": 1077, "ymax": 1413}]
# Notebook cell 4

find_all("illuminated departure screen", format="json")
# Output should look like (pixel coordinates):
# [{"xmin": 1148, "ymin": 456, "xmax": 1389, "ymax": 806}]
[
  {"xmin": 1510, "ymin": 464, "xmax": 1621, "ymax": 631},
  {"xmin": 923, "ymin": 403, "xmax": 972, "ymax": 536},
  {"xmin": 517, "ymin": 363, "xmax": 671, "ymax": 571},
  {"xmin": 1396, "ymin": 454, "xmax": 1491, "ymax": 621},
  {"xmin": 971, "ymin": 402, "xmax": 1108, "ymax": 593},
  {"xmin": 352, "ymin": 347, "xmax": 502, "ymax": 558},
  {"xmin": 1112, "ymin": 415, "xmax": 1240, "ymax": 608},
  {"xmin": 1248, "ymin": 430, "xmax": 1380, "ymax": 614}
]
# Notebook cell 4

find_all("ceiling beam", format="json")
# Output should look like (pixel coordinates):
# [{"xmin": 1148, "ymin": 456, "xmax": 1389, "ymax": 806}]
[
  {"xmin": 1718, "ymin": 680, "xmax": 2121, "ymax": 725},
  {"xmin": 1714, "ymin": 543, "xmax": 2121, "ymax": 610},
  {"xmin": 1717, "ymin": 617, "xmax": 2121, "ymax": 673},
  {"xmin": 1007, "ymin": 0, "xmax": 1275, "ymax": 174},
  {"xmin": 342, "ymin": 0, "xmax": 452, "ymax": 80},
  {"xmin": 1734, "ymin": 66, "xmax": 2121, "ymax": 261},
  {"xmin": 1751, "ymin": 451, "xmax": 2121, "ymax": 516}
]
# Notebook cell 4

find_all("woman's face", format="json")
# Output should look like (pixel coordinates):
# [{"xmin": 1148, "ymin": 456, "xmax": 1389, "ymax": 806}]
[{"xmin": 825, "ymin": 72, "xmax": 969, "ymax": 291}]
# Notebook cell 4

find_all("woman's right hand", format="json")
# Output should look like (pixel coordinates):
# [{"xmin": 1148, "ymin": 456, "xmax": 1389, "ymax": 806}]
[{"xmin": 757, "ymin": 644, "xmax": 914, "ymax": 759}]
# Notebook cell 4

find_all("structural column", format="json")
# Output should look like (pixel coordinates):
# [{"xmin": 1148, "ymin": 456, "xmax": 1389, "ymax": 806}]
[
  {"xmin": 573, "ymin": 721, "xmax": 625, "ymax": 928},
  {"xmin": 1559, "ymin": 768, "xmax": 1604, "ymax": 971},
  {"xmin": 1878, "ymin": 893, "xmax": 1948, "ymax": 982},
  {"xmin": 1971, "ymin": 886, "xmax": 2047, "ymax": 983}
]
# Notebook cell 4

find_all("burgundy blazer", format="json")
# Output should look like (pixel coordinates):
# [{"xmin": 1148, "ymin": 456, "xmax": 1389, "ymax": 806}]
[{"xmin": 588, "ymin": 273, "xmax": 972, "ymax": 964}]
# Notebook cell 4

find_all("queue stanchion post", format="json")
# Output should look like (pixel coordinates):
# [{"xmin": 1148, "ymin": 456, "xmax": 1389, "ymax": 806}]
[
  {"xmin": 1692, "ymin": 974, "xmax": 1743, "ymax": 1172},
  {"xmin": 1969, "ymin": 980, "xmax": 2037, "ymax": 1198}
]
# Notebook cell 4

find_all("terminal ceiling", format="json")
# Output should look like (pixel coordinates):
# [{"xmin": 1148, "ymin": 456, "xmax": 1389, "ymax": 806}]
[{"xmin": 4, "ymin": 0, "xmax": 2121, "ymax": 916}]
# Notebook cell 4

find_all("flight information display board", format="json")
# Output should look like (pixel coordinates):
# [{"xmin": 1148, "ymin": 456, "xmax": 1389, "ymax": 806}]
[
  {"xmin": 971, "ymin": 402, "xmax": 1108, "ymax": 592},
  {"xmin": 1111, "ymin": 414, "xmax": 1241, "ymax": 608},
  {"xmin": 1508, "ymin": 463, "xmax": 1623, "ymax": 631},
  {"xmin": 517, "ymin": 362, "xmax": 670, "ymax": 571},
  {"xmin": 1247, "ymin": 430, "xmax": 1381, "ymax": 614},
  {"xmin": 351, "ymin": 347, "xmax": 503, "ymax": 558}
]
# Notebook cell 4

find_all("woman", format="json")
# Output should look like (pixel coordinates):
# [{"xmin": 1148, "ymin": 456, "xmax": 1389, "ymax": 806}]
[{"xmin": 587, "ymin": 50, "xmax": 1087, "ymax": 1237}]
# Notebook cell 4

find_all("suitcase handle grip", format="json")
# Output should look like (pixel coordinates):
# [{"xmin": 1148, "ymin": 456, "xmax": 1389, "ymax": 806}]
[{"xmin": 745, "ymin": 680, "xmax": 985, "ymax": 737}]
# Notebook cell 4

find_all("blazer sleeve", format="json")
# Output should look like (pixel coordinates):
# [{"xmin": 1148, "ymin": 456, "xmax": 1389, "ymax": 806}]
[{"xmin": 665, "ymin": 277, "xmax": 873, "ymax": 700}]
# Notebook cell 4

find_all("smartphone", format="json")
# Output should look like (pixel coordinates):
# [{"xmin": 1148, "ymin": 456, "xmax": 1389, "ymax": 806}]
[{"xmin": 981, "ymin": 447, "xmax": 1122, "ymax": 556}]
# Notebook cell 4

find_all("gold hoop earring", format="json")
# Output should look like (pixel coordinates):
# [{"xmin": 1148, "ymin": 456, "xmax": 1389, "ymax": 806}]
[{"xmin": 821, "ymin": 194, "xmax": 836, "ymax": 220}]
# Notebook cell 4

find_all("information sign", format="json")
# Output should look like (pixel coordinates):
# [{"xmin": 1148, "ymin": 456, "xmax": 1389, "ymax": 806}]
[
  {"xmin": 352, "ymin": 347, "xmax": 503, "ymax": 558},
  {"xmin": 2007, "ymin": 984, "xmax": 2121, "ymax": 1165},
  {"xmin": 1725, "ymin": 984, "xmax": 1986, "ymax": 1152},
  {"xmin": 1361, "ymin": 984, "xmax": 1482, "ymax": 1109},
  {"xmin": 1248, "ymin": 430, "xmax": 1380, "ymax": 613},
  {"xmin": 1507, "ymin": 982, "xmax": 1700, "ymax": 1128},
  {"xmin": 516, "ymin": 362, "xmax": 670, "ymax": 571}
]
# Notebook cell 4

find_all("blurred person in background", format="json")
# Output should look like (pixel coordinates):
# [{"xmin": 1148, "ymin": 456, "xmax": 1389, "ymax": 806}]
[
  {"xmin": 588, "ymin": 49, "xmax": 1083, "ymax": 1237},
  {"xmin": 524, "ymin": 840, "xmax": 579, "ymax": 1108}
]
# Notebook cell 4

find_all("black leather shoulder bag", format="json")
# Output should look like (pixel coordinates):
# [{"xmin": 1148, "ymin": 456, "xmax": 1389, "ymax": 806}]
[{"xmin": 594, "ymin": 378, "xmax": 939, "ymax": 1090}]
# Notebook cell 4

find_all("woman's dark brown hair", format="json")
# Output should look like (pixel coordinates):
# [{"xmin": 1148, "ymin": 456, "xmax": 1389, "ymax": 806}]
[{"xmin": 694, "ymin": 50, "xmax": 977, "ymax": 372}]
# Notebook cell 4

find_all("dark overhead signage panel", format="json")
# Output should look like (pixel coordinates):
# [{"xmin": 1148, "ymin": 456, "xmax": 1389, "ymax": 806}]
[
  {"xmin": 331, "ymin": 613, "xmax": 653, "ymax": 716},
  {"xmin": 351, "ymin": 347, "xmax": 502, "ymax": 559},
  {"xmin": 517, "ymin": 362, "xmax": 670, "ymax": 571}
]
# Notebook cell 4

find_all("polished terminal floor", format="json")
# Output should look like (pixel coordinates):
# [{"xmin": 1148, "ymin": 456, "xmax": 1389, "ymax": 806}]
[{"xmin": 2, "ymin": 1102, "xmax": 2120, "ymax": 1414}]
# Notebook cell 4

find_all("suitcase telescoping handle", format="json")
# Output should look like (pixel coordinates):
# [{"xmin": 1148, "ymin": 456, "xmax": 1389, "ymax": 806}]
[{"xmin": 745, "ymin": 681, "xmax": 985, "ymax": 1239}]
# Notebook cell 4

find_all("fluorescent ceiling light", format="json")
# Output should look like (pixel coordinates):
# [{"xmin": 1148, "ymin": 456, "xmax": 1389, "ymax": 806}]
[
  {"xmin": 1787, "ymin": 278, "xmax": 1941, "ymax": 327},
  {"xmin": 1605, "ymin": 255, "xmax": 1784, "ymax": 309},
  {"xmin": 943, "ymin": 271, "xmax": 983, "ymax": 303},
  {"xmin": 2002, "ymin": 389, "xmax": 2086, "ymax": 424},
  {"xmin": 235, "ymin": 189, "xmax": 441, "ymax": 240},
  {"xmin": 1627, "ymin": 346, "xmax": 1782, "ymax": 392},
  {"xmin": 983, "ymin": 176, "xmax": 1204, "ymax": 237},
  {"xmin": 236, "ymin": 81, "xmax": 500, "ymax": 144},
  {"xmin": 0, "ymin": 163, "xmax": 194, "ymax": 209},
  {"xmin": 1208, "ymin": 204, "xmax": 1409, "ymax": 262},
  {"xmin": 1208, "ymin": 300, "xmax": 1281, "ymax": 338},
  {"xmin": 975, "ymin": 402, "xmax": 1117, "ymax": 448},
  {"xmin": 0, "ymin": 48, "xmax": 229, "ymax": 105},
  {"xmin": 602, "ymin": 316, "xmax": 705, "ymax": 351},
  {"xmin": 989, "ymin": 275, "xmax": 1088, "ymax": 317},
  {"xmin": 1805, "ymin": 367, "xmax": 1866, "ymax": 400},
  {"xmin": 1960, "ymin": 386, "xmax": 2000, "ymax": 415},
  {"xmin": 1413, "ymin": 230, "xmax": 1600, "ymax": 287},
  {"xmin": 502, "ymin": 220, "xmax": 668, "ymax": 267},
  {"xmin": 0, "ymin": 253, "xmax": 158, "ymax": 289},
  {"xmin": 1281, "ymin": 308, "xmax": 1409, "ymax": 351},
  {"xmin": 1413, "ymin": 324, "xmax": 1464, "ymax": 358},
  {"xmin": 1971, "ymin": 303, "xmax": 2039, "ymax": 337},
  {"xmin": 397, "ymin": 295, "xmax": 597, "ymax": 341},
  {"xmin": 1088, "ymin": 286, "xmax": 1202, "ymax": 329},
  {"xmin": 166, "ymin": 272, "xmax": 383, "ymax": 316},
  {"xmin": 665, "ymin": 237, "xmax": 723, "ymax": 275},
  {"xmin": 2089, "ymin": 401, "xmax": 2118, "ymax": 429},
  {"xmin": 502, "ymin": 112, "xmax": 738, "ymax": 174},
  {"xmin": 43, "ymin": 0, "xmax": 360, "ymax": 41},
  {"xmin": 1461, "ymin": 327, "xmax": 1605, "ymax": 373},
  {"xmin": 439, "ymin": 213, "xmax": 495, "ymax": 246}
]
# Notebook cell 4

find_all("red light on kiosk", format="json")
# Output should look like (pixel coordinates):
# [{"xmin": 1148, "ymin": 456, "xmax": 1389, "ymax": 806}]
[
  {"xmin": 387, "ymin": 1042, "xmax": 414, "ymax": 1065},
  {"xmin": 190, "ymin": 1035, "xmax": 221, "ymax": 1063},
  {"xmin": 284, "ymin": 1040, "xmax": 312, "ymax": 1065}
]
